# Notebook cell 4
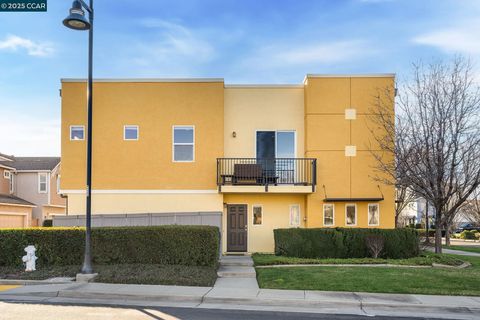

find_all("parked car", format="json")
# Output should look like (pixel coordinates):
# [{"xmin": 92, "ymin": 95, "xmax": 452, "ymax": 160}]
[{"xmin": 455, "ymin": 223, "xmax": 480, "ymax": 233}]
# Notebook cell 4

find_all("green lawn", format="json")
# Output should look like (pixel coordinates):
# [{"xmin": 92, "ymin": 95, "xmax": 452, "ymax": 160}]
[
  {"xmin": 252, "ymin": 252, "xmax": 464, "ymax": 267},
  {"xmin": 444, "ymin": 245, "xmax": 480, "ymax": 254},
  {"xmin": 256, "ymin": 255, "xmax": 480, "ymax": 296},
  {"xmin": 0, "ymin": 264, "xmax": 217, "ymax": 287}
]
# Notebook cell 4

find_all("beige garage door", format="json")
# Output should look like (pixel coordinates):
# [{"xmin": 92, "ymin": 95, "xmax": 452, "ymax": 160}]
[{"xmin": 0, "ymin": 215, "xmax": 25, "ymax": 228}]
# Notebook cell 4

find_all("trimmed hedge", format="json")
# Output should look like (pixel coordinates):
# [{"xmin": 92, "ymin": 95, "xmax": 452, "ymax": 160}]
[
  {"xmin": 274, "ymin": 228, "xmax": 419, "ymax": 259},
  {"xmin": 0, "ymin": 226, "xmax": 219, "ymax": 267}
]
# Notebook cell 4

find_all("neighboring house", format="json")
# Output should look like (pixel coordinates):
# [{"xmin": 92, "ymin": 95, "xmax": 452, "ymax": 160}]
[
  {"xmin": 0, "ymin": 153, "xmax": 65, "ymax": 226},
  {"xmin": 0, "ymin": 154, "xmax": 35, "ymax": 228},
  {"xmin": 59, "ymin": 74, "xmax": 395, "ymax": 253}
]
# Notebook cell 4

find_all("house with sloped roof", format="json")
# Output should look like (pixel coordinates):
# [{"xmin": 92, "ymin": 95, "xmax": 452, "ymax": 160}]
[{"xmin": 0, "ymin": 153, "xmax": 65, "ymax": 227}]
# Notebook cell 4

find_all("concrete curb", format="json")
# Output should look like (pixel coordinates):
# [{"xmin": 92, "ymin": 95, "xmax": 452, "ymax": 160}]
[{"xmin": 0, "ymin": 279, "xmax": 74, "ymax": 286}]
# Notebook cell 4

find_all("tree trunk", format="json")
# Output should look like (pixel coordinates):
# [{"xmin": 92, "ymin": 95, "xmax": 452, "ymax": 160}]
[
  {"xmin": 395, "ymin": 213, "xmax": 399, "ymax": 229},
  {"xmin": 434, "ymin": 219, "xmax": 442, "ymax": 254},
  {"xmin": 445, "ymin": 222, "xmax": 451, "ymax": 246}
]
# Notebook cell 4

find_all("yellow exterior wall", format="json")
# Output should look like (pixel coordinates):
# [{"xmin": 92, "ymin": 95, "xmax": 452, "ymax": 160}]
[
  {"xmin": 223, "ymin": 194, "xmax": 306, "ymax": 253},
  {"xmin": 67, "ymin": 193, "xmax": 223, "ymax": 215},
  {"xmin": 304, "ymin": 76, "xmax": 395, "ymax": 229},
  {"xmin": 224, "ymin": 87, "xmax": 304, "ymax": 157},
  {"xmin": 61, "ymin": 81, "xmax": 224, "ymax": 191}
]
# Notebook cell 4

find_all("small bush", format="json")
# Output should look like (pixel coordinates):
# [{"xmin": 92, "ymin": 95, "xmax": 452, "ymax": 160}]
[
  {"xmin": 365, "ymin": 234, "xmax": 385, "ymax": 258},
  {"xmin": 274, "ymin": 228, "xmax": 419, "ymax": 259},
  {"xmin": 42, "ymin": 220, "xmax": 53, "ymax": 227},
  {"xmin": 0, "ymin": 226, "xmax": 219, "ymax": 267},
  {"xmin": 459, "ymin": 230, "xmax": 477, "ymax": 240}
]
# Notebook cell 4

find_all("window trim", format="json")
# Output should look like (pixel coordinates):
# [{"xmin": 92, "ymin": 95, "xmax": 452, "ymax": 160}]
[
  {"xmin": 368, "ymin": 203, "xmax": 380, "ymax": 226},
  {"xmin": 323, "ymin": 203, "xmax": 335, "ymax": 226},
  {"xmin": 123, "ymin": 125, "xmax": 139, "ymax": 141},
  {"xmin": 172, "ymin": 125, "xmax": 195, "ymax": 163},
  {"xmin": 252, "ymin": 204, "xmax": 263, "ymax": 226},
  {"xmin": 3, "ymin": 171, "xmax": 10, "ymax": 179},
  {"xmin": 70, "ymin": 125, "xmax": 85, "ymax": 141},
  {"xmin": 38, "ymin": 172, "xmax": 48, "ymax": 194},
  {"xmin": 289, "ymin": 204, "xmax": 301, "ymax": 227},
  {"xmin": 345, "ymin": 203, "xmax": 357, "ymax": 226}
]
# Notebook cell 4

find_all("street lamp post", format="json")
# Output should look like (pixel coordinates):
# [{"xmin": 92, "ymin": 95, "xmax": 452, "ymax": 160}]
[{"xmin": 63, "ymin": 0, "xmax": 94, "ymax": 274}]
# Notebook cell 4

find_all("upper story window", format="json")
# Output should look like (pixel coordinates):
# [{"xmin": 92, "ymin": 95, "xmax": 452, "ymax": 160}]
[
  {"xmin": 345, "ymin": 204, "xmax": 357, "ymax": 226},
  {"xmin": 124, "ymin": 125, "xmax": 139, "ymax": 140},
  {"xmin": 70, "ymin": 125, "xmax": 85, "ymax": 140},
  {"xmin": 323, "ymin": 204, "xmax": 334, "ymax": 226},
  {"xmin": 173, "ymin": 126, "xmax": 194, "ymax": 162},
  {"xmin": 38, "ymin": 173, "xmax": 47, "ymax": 193},
  {"xmin": 3, "ymin": 171, "xmax": 11, "ymax": 179}
]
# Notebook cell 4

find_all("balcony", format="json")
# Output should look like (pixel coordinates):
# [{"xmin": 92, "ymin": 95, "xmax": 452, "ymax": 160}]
[{"xmin": 216, "ymin": 158, "xmax": 317, "ymax": 193}]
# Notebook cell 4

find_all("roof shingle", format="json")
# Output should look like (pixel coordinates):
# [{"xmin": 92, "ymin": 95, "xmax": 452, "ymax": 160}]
[
  {"xmin": 0, "ymin": 193, "xmax": 36, "ymax": 206},
  {"xmin": 0, "ymin": 157, "xmax": 60, "ymax": 171}
]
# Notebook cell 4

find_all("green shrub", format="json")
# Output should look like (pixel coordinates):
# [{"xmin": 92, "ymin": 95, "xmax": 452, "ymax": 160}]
[
  {"xmin": 42, "ymin": 220, "xmax": 53, "ymax": 227},
  {"xmin": 0, "ymin": 226, "xmax": 219, "ymax": 267},
  {"xmin": 459, "ymin": 230, "xmax": 477, "ymax": 240},
  {"xmin": 274, "ymin": 228, "xmax": 419, "ymax": 259}
]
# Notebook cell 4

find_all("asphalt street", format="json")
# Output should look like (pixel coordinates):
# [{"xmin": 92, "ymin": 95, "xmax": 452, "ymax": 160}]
[{"xmin": 0, "ymin": 302, "xmax": 451, "ymax": 320}]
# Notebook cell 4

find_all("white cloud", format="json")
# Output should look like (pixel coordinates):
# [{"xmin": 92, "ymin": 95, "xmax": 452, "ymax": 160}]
[
  {"xmin": 0, "ymin": 113, "xmax": 60, "ymax": 156},
  {"xmin": 243, "ymin": 40, "xmax": 374, "ymax": 70},
  {"xmin": 0, "ymin": 34, "xmax": 54, "ymax": 57},
  {"xmin": 413, "ymin": 21, "xmax": 480, "ymax": 54},
  {"xmin": 136, "ymin": 18, "xmax": 214, "ymax": 62}
]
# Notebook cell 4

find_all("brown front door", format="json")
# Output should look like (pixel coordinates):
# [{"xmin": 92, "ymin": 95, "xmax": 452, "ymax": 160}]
[{"xmin": 227, "ymin": 204, "xmax": 248, "ymax": 252}]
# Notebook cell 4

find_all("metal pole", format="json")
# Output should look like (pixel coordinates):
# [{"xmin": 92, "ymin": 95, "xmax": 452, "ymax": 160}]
[
  {"xmin": 81, "ymin": 0, "xmax": 94, "ymax": 274},
  {"xmin": 425, "ymin": 201, "xmax": 430, "ymax": 244}
]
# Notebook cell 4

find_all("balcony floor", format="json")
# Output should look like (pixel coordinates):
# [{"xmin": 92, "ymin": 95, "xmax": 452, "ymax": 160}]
[{"xmin": 219, "ymin": 185, "xmax": 314, "ymax": 193}]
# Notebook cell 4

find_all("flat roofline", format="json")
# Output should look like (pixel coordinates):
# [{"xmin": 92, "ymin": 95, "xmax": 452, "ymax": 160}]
[
  {"xmin": 61, "ymin": 78, "xmax": 225, "ymax": 83},
  {"xmin": 304, "ymin": 73, "xmax": 395, "ymax": 84},
  {"xmin": 225, "ymin": 84, "xmax": 304, "ymax": 89}
]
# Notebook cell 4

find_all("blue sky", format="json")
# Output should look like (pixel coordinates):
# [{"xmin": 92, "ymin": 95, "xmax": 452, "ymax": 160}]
[{"xmin": 0, "ymin": 0, "xmax": 479, "ymax": 156}]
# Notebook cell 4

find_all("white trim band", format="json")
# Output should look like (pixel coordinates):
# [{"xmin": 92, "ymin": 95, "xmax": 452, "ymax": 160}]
[{"xmin": 60, "ymin": 189, "xmax": 219, "ymax": 194}]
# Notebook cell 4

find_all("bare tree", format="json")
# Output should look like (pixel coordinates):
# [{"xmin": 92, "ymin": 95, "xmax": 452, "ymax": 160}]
[
  {"xmin": 459, "ymin": 188, "xmax": 480, "ymax": 224},
  {"xmin": 370, "ymin": 57, "xmax": 480, "ymax": 253},
  {"xmin": 365, "ymin": 235, "xmax": 385, "ymax": 258}
]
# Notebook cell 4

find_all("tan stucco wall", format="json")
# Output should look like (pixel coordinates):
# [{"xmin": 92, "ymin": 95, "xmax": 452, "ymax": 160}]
[
  {"xmin": 224, "ymin": 87, "xmax": 304, "ymax": 157},
  {"xmin": 0, "ymin": 168, "xmax": 10, "ymax": 194},
  {"xmin": 66, "ymin": 193, "xmax": 223, "ymax": 215},
  {"xmin": 61, "ymin": 81, "xmax": 224, "ymax": 191},
  {"xmin": 304, "ymin": 76, "xmax": 395, "ymax": 228},
  {"xmin": 50, "ymin": 165, "xmax": 66, "ymax": 207},
  {"xmin": 223, "ymin": 194, "xmax": 306, "ymax": 253},
  {"xmin": 14, "ymin": 172, "xmax": 48, "ymax": 221},
  {"xmin": 42, "ymin": 205, "xmax": 66, "ymax": 218}
]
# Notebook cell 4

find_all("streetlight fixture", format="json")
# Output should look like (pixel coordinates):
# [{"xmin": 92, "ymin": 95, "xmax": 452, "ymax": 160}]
[{"xmin": 63, "ymin": 0, "xmax": 94, "ymax": 275}]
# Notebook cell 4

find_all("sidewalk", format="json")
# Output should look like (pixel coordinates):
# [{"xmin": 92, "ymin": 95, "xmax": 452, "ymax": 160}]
[
  {"xmin": 425, "ymin": 246, "xmax": 480, "ymax": 257},
  {"xmin": 0, "ymin": 281, "xmax": 479, "ymax": 319}
]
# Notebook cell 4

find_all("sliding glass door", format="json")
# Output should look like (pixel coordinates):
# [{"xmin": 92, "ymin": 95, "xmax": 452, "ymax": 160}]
[{"xmin": 256, "ymin": 131, "xmax": 295, "ymax": 184}]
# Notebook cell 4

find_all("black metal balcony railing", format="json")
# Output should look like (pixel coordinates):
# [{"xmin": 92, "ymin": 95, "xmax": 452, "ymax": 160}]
[{"xmin": 217, "ymin": 158, "xmax": 317, "ymax": 191}]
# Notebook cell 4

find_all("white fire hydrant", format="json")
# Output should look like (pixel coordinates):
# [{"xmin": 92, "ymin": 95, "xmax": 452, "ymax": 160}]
[{"xmin": 22, "ymin": 245, "xmax": 37, "ymax": 272}]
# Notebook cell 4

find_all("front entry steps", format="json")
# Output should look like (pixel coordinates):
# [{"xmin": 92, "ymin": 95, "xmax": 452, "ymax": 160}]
[{"xmin": 214, "ymin": 256, "xmax": 259, "ymax": 289}]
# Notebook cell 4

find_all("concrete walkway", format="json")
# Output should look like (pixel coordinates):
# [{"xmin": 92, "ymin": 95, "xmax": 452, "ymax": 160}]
[
  {"xmin": 426, "ymin": 246, "xmax": 480, "ymax": 257},
  {"xmin": 214, "ymin": 255, "xmax": 259, "ymax": 290},
  {"xmin": 0, "ymin": 280, "xmax": 479, "ymax": 319}
]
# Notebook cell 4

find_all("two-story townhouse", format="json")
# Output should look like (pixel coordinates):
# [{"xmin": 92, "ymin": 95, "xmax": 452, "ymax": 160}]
[
  {"xmin": 0, "ymin": 154, "xmax": 66, "ymax": 226},
  {"xmin": 59, "ymin": 74, "xmax": 395, "ymax": 253}
]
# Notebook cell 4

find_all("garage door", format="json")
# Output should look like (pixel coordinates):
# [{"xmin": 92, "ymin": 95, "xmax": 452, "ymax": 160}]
[{"xmin": 0, "ymin": 215, "xmax": 25, "ymax": 228}]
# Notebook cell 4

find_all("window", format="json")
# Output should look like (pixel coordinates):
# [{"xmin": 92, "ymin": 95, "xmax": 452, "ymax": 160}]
[
  {"xmin": 323, "ymin": 204, "xmax": 334, "ymax": 226},
  {"xmin": 253, "ymin": 205, "xmax": 263, "ymax": 225},
  {"xmin": 9, "ymin": 174, "xmax": 14, "ymax": 193},
  {"xmin": 345, "ymin": 204, "xmax": 356, "ymax": 226},
  {"xmin": 124, "ymin": 125, "xmax": 139, "ymax": 140},
  {"xmin": 70, "ymin": 126, "xmax": 85, "ymax": 140},
  {"xmin": 38, "ymin": 173, "xmax": 47, "ymax": 193},
  {"xmin": 289, "ymin": 204, "xmax": 300, "ymax": 227},
  {"xmin": 56, "ymin": 175, "xmax": 61, "ymax": 194},
  {"xmin": 3, "ymin": 171, "xmax": 10, "ymax": 179},
  {"xmin": 368, "ymin": 204, "xmax": 380, "ymax": 226},
  {"xmin": 173, "ymin": 126, "xmax": 194, "ymax": 162}
]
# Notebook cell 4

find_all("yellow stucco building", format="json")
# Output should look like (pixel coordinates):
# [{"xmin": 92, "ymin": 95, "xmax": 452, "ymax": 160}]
[{"xmin": 59, "ymin": 74, "xmax": 395, "ymax": 253}]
